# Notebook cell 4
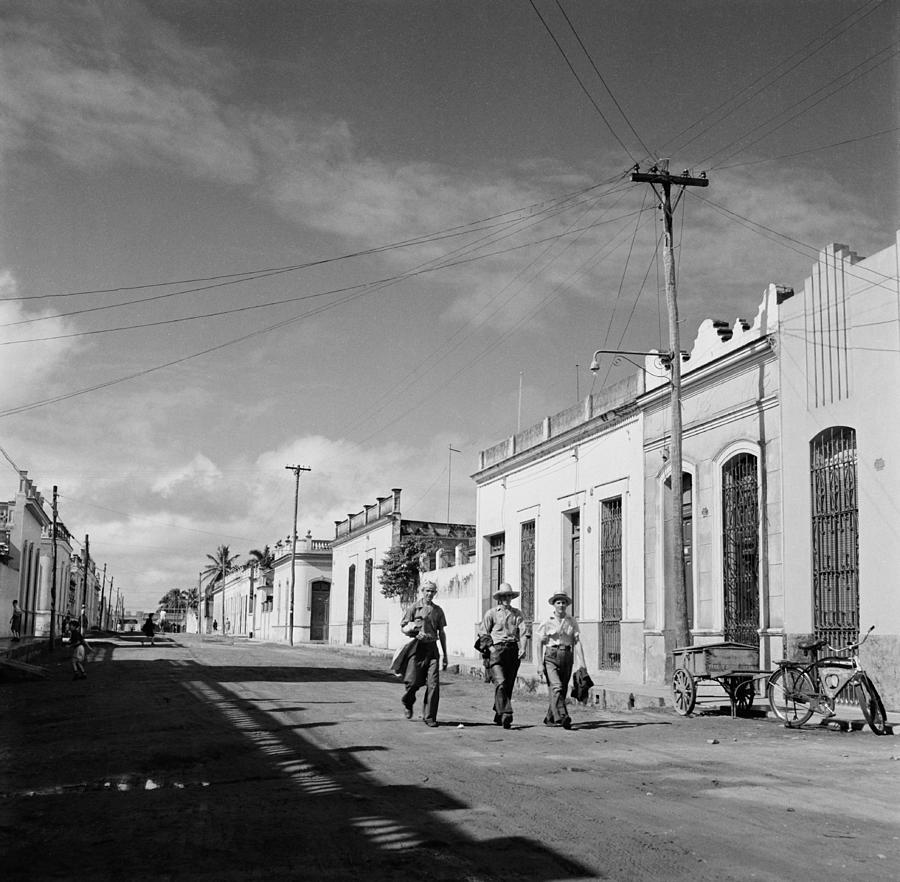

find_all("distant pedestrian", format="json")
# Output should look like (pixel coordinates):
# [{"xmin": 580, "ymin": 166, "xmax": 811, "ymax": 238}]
[
  {"xmin": 537, "ymin": 593, "xmax": 583, "ymax": 730},
  {"xmin": 399, "ymin": 581, "xmax": 447, "ymax": 728},
  {"xmin": 9, "ymin": 599, "xmax": 22, "ymax": 641},
  {"xmin": 141, "ymin": 614, "xmax": 156, "ymax": 646},
  {"xmin": 478, "ymin": 583, "xmax": 528, "ymax": 729},
  {"xmin": 68, "ymin": 620, "xmax": 92, "ymax": 680},
  {"xmin": 224, "ymin": 618, "xmax": 231, "ymax": 635},
  {"xmin": 212, "ymin": 619, "xmax": 218, "ymax": 633}
]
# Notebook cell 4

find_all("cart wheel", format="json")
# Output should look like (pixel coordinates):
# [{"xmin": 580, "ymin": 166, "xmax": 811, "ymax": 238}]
[
  {"xmin": 733, "ymin": 678, "xmax": 755, "ymax": 716},
  {"xmin": 672, "ymin": 668, "xmax": 696, "ymax": 715}
]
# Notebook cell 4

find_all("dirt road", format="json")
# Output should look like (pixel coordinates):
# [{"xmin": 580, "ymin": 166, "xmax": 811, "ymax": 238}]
[{"xmin": 2, "ymin": 635, "xmax": 897, "ymax": 880}]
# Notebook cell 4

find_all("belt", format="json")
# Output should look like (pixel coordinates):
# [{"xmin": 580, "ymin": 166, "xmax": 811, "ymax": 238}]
[{"xmin": 548, "ymin": 644, "xmax": 572, "ymax": 651}]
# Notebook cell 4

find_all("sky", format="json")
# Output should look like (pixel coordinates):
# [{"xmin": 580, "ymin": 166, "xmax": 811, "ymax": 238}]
[{"xmin": 0, "ymin": 0, "xmax": 897, "ymax": 610}]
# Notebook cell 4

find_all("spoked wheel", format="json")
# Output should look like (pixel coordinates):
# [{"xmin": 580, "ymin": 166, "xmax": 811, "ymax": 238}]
[
  {"xmin": 858, "ymin": 674, "xmax": 889, "ymax": 735},
  {"xmin": 767, "ymin": 666, "xmax": 815, "ymax": 727},
  {"xmin": 731, "ymin": 677, "xmax": 755, "ymax": 717},
  {"xmin": 672, "ymin": 668, "xmax": 696, "ymax": 716}
]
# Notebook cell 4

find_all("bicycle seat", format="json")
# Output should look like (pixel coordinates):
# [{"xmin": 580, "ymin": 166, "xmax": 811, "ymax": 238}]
[{"xmin": 798, "ymin": 637, "xmax": 828, "ymax": 653}]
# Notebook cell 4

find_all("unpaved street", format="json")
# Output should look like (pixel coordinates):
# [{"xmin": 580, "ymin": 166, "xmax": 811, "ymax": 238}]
[{"xmin": 2, "ymin": 635, "xmax": 897, "ymax": 881}]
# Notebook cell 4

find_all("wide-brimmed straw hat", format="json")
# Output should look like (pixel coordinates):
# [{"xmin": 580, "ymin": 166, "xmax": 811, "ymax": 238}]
[
  {"xmin": 493, "ymin": 583, "xmax": 520, "ymax": 600},
  {"xmin": 548, "ymin": 593, "xmax": 572, "ymax": 605}
]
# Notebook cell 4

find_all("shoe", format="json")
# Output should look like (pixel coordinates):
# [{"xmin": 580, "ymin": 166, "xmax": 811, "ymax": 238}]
[
  {"xmin": 562, "ymin": 718, "xmax": 572, "ymax": 730},
  {"xmin": 402, "ymin": 704, "xmax": 413, "ymax": 719},
  {"xmin": 493, "ymin": 714, "xmax": 502, "ymax": 726},
  {"xmin": 424, "ymin": 719, "xmax": 438, "ymax": 728},
  {"xmin": 502, "ymin": 717, "xmax": 512, "ymax": 730}
]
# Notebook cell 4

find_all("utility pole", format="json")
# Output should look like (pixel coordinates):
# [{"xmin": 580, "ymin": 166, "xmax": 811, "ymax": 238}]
[
  {"xmin": 50, "ymin": 486, "xmax": 58, "ymax": 649},
  {"xmin": 108, "ymin": 576, "xmax": 114, "ymax": 630},
  {"xmin": 81, "ymin": 534, "xmax": 90, "ymax": 631},
  {"xmin": 98, "ymin": 563, "xmax": 107, "ymax": 631},
  {"xmin": 631, "ymin": 160, "xmax": 708, "ymax": 652},
  {"xmin": 285, "ymin": 464, "xmax": 311, "ymax": 647},
  {"xmin": 447, "ymin": 446, "xmax": 461, "ymax": 523}
]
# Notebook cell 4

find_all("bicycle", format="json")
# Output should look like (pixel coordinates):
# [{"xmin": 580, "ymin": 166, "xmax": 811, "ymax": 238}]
[{"xmin": 766, "ymin": 625, "xmax": 889, "ymax": 735}]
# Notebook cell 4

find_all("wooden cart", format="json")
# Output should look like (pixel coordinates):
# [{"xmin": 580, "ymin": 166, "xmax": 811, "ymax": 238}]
[{"xmin": 671, "ymin": 642, "xmax": 763, "ymax": 717}]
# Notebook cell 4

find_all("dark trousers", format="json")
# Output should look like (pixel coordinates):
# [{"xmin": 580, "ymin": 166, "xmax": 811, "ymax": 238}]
[
  {"xmin": 402, "ymin": 643, "xmax": 440, "ymax": 722},
  {"xmin": 543, "ymin": 646, "xmax": 574, "ymax": 723},
  {"xmin": 488, "ymin": 642, "xmax": 520, "ymax": 720}
]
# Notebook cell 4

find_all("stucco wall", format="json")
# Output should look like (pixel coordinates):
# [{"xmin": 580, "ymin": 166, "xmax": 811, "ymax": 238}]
[
  {"xmin": 476, "ymin": 415, "xmax": 645, "ymax": 683},
  {"xmin": 778, "ymin": 235, "xmax": 900, "ymax": 708}
]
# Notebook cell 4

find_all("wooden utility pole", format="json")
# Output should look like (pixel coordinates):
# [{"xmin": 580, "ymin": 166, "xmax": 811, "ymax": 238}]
[
  {"xmin": 285, "ymin": 464, "xmax": 311, "ymax": 647},
  {"xmin": 631, "ymin": 161, "xmax": 708, "ymax": 652},
  {"xmin": 447, "ymin": 445, "xmax": 460, "ymax": 523},
  {"xmin": 50, "ymin": 486, "xmax": 58, "ymax": 648},
  {"xmin": 81, "ymin": 534, "xmax": 90, "ymax": 630},
  {"xmin": 98, "ymin": 563, "xmax": 107, "ymax": 631}
]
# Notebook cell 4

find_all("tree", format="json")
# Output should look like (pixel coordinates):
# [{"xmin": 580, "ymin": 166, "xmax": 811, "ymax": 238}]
[
  {"xmin": 201, "ymin": 545, "xmax": 241, "ymax": 593},
  {"xmin": 157, "ymin": 588, "xmax": 184, "ymax": 610},
  {"xmin": 184, "ymin": 587, "xmax": 200, "ymax": 611},
  {"xmin": 246, "ymin": 545, "xmax": 275, "ymax": 571},
  {"xmin": 378, "ymin": 538, "xmax": 435, "ymax": 605}
]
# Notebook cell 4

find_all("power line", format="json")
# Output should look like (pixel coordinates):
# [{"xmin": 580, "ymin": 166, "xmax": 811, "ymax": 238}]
[
  {"xmin": 550, "ymin": 0, "xmax": 654, "ymax": 158},
  {"xmin": 3, "ymin": 195, "xmax": 643, "ymax": 347},
  {"xmin": 664, "ymin": 0, "xmax": 886, "ymax": 158},
  {"xmin": 1, "ymin": 182, "xmax": 610, "ymax": 303},
  {"xmin": 700, "ymin": 41, "xmax": 899, "ymax": 169},
  {"xmin": 713, "ymin": 126, "xmax": 900, "ymax": 170},
  {"xmin": 527, "ymin": 0, "xmax": 638, "ymax": 163}
]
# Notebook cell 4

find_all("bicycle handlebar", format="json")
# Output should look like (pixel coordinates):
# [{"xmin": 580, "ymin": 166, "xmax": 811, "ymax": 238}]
[{"xmin": 824, "ymin": 624, "xmax": 875, "ymax": 655}]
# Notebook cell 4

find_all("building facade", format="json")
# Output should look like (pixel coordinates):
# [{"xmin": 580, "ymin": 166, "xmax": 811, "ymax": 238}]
[
  {"xmin": 329, "ymin": 489, "xmax": 475, "ymax": 653},
  {"xmin": 778, "ymin": 236, "xmax": 900, "ymax": 706}
]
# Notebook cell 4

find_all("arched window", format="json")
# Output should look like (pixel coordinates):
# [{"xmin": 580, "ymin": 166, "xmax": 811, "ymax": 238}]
[
  {"xmin": 810, "ymin": 426, "xmax": 858, "ymax": 648},
  {"xmin": 722, "ymin": 453, "xmax": 759, "ymax": 645}
]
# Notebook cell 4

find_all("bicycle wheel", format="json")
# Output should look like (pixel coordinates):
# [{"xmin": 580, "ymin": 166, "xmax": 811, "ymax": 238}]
[
  {"xmin": 733, "ymin": 678, "xmax": 755, "ymax": 717},
  {"xmin": 767, "ymin": 666, "xmax": 815, "ymax": 727},
  {"xmin": 858, "ymin": 674, "xmax": 889, "ymax": 735},
  {"xmin": 672, "ymin": 668, "xmax": 696, "ymax": 716}
]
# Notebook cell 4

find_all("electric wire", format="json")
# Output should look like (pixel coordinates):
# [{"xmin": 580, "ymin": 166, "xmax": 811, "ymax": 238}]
[
  {"xmin": 700, "ymin": 41, "xmax": 899, "ymax": 170},
  {"xmin": 713, "ymin": 126, "xmax": 900, "ymax": 170},
  {"xmin": 1, "ymin": 181, "xmax": 610, "ymax": 302},
  {"xmin": 527, "ymin": 0, "xmax": 638, "ymax": 163},
  {"xmin": 664, "ymin": 0, "xmax": 886, "ymax": 158},
  {"xmin": 2, "ymin": 194, "xmax": 643, "ymax": 346},
  {"xmin": 550, "ymin": 0, "xmax": 654, "ymax": 159}
]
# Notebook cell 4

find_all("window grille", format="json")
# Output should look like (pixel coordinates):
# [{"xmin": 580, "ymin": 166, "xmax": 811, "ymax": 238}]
[
  {"xmin": 811, "ymin": 427, "xmax": 859, "ymax": 651},
  {"xmin": 520, "ymin": 521, "xmax": 535, "ymax": 662},
  {"xmin": 600, "ymin": 498, "xmax": 622, "ymax": 670},
  {"xmin": 722, "ymin": 453, "xmax": 759, "ymax": 645}
]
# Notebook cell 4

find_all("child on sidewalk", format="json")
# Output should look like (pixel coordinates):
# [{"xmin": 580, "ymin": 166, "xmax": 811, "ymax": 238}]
[{"xmin": 68, "ymin": 620, "xmax": 93, "ymax": 680}]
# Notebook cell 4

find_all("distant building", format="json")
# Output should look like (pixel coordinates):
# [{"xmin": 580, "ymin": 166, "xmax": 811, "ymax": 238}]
[
  {"xmin": 330, "ymin": 489, "xmax": 475, "ymax": 653},
  {"xmin": 1, "ymin": 471, "xmax": 73, "ymax": 639}
]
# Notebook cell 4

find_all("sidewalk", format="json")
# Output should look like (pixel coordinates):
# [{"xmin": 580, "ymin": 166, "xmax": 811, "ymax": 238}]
[{"xmin": 262, "ymin": 637, "xmax": 898, "ymax": 731}]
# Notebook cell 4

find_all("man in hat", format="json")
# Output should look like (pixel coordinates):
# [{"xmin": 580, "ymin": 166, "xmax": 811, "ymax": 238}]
[
  {"xmin": 537, "ymin": 593, "xmax": 582, "ymax": 729},
  {"xmin": 398, "ymin": 581, "xmax": 447, "ymax": 728},
  {"xmin": 478, "ymin": 583, "xmax": 528, "ymax": 729}
]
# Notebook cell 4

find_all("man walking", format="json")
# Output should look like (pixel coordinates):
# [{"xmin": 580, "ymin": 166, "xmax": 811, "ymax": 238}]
[
  {"xmin": 479, "ymin": 583, "xmax": 528, "ymax": 729},
  {"xmin": 399, "ymin": 581, "xmax": 447, "ymax": 728}
]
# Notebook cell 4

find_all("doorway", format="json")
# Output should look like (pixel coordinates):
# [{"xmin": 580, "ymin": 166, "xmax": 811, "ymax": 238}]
[{"xmin": 309, "ymin": 580, "xmax": 330, "ymax": 642}]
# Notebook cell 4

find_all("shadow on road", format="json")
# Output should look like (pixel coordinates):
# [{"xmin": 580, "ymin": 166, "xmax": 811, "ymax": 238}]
[{"xmin": 4, "ymin": 646, "xmax": 596, "ymax": 881}]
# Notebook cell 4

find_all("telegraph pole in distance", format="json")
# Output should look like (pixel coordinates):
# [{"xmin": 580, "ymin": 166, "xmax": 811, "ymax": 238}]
[
  {"xmin": 447, "ymin": 445, "xmax": 460, "ymax": 523},
  {"xmin": 99, "ymin": 563, "xmax": 107, "ymax": 631},
  {"xmin": 631, "ymin": 161, "xmax": 708, "ymax": 653},
  {"xmin": 81, "ymin": 534, "xmax": 90, "ymax": 631},
  {"xmin": 50, "ymin": 486, "xmax": 58, "ymax": 648},
  {"xmin": 285, "ymin": 464, "xmax": 311, "ymax": 647}
]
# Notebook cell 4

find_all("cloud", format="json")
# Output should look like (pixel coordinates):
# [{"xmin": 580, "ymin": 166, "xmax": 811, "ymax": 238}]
[
  {"xmin": 0, "ymin": 271, "xmax": 86, "ymax": 399},
  {"xmin": 151, "ymin": 453, "xmax": 222, "ymax": 497}
]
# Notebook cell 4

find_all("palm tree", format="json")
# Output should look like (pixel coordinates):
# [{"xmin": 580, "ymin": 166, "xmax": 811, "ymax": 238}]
[
  {"xmin": 201, "ymin": 544, "xmax": 241, "ymax": 593},
  {"xmin": 246, "ymin": 545, "xmax": 275, "ymax": 572}
]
